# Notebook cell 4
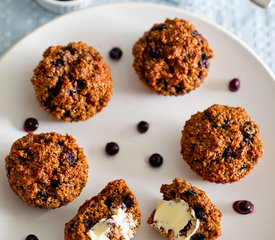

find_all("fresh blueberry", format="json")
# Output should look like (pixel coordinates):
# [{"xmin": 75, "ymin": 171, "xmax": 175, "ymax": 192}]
[
  {"xmin": 137, "ymin": 121, "xmax": 149, "ymax": 133},
  {"xmin": 24, "ymin": 118, "xmax": 39, "ymax": 132},
  {"xmin": 233, "ymin": 200, "xmax": 254, "ymax": 214},
  {"xmin": 25, "ymin": 234, "xmax": 39, "ymax": 240},
  {"xmin": 105, "ymin": 142, "xmax": 119, "ymax": 156},
  {"xmin": 109, "ymin": 47, "xmax": 123, "ymax": 60},
  {"xmin": 149, "ymin": 153, "xmax": 163, "ymax": 167},
  {"xmin": 229, "ymin": 78, "xmax": 240, "ymax": 92}
]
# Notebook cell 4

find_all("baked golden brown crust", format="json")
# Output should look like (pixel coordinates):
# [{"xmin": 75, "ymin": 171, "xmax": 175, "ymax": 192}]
[
  {"xmin": 132, "ymin": 18, "xmax": 213, "ymax": 96},
  {"xmin": 5, "ymin": 132, "xmax": 88, "ymax": 209},
  {"xmin": 64, "ymin": 179, "xmax": 141, "ymax": 240},
  {"xmin": 147, "ymin": 178, "xmax": 222, "ymax": 240},
  {"xmin": 181, "ymin": 104, "xmax": 264, "ymax": 183},
  {"xmin": 31, "ymin": 41, "xmax": 113, "ymax": 122}
]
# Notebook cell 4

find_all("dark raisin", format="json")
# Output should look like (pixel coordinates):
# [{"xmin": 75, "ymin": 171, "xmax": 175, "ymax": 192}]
[
  {"xmin": 220, "ymin": 120, "xmax": 229, "ymax": 129},
  {"xmin": 193, "ymin": 206, "xmax": 206, "ymax": 220},
  {"xmin": 7, "ymin": 167, "xmax": 12, "ymax": 176},
  {"xmin": 67, "ymin": 89, "xmax": 73, "ymax": 96},
  {"xmin": 66, "ymin": 46, "xmax": 75, "ymax": 55},
  {"xmin": 184, "ymin": 188, "xmax": 197, "ymax": 197},
  {"xmin": 222, "ymin": 147, "xmax": 236, "ymax": 159},
  {"xmin": 65, "ymin": 151, "xmax": 77, "ymax": 165},
  {"xmin": 77, "ymin": 81, "xmax": 86, "ymax": 91},
  {"xmin": 150, "ymin": 46, "xmax": 162, "ymax": 59},
  {"xmin": 109, "ymin": 47, "xmax": 123, "ymax": 60},
  {"xmin": 238, "ymin": 164, "xmax": 249, "ymax": 171},
  {"xmin": 242, "ymin": 122, "xmax": 255, "ymax": 145},
  {"xmin": 169, "ymin": 191, "xmax": 176, "ymax": 199},
  {"xmin": 105, "ymin": 142, "xmax": 119, "ymax": 156},
  {"xmin": 89, "ymin": 202, "xmax": 96, "ymax": 208},
  {"xmin": 137, "ymin": 121, "xmax": 149, "ymax": 133},
  {"xmin": 42, "ymin": 97, "xmax": 52, "ymax": 107},
  {"xmin": 18, "ymin": 156, "xmax": 27, "ymax": 162},
  {"xmin": 104, "ymin": 198, "xmax": 113, "ymax": 209},
  {"xmin": 24, "ymin": 118, "xmax": 39, "ymax": 132},
  {"xmin": 67, "ymin": 222, "xmax": 75, "ymax": 233},
  {"xmin": 152, "ymin": 23, "xmax": 165, "ymax": 31},
  {"xmin": 149, "ymin": 153, "xmax": 163, "ymax": 167},
  {"xmin": 25, "ymin": 234, "xmax": 39, "ymax": 240},
  {"xmin": 200, "ymin": 54, "xmax": 209, "ymax": 68},
  {"xmin": 229, "ymin": 78, "xmax": 240, "ymax": 92},
  {"xmin": 83, "ymin": 219, "xmax": 95, "ymax": 232},
  {"xmin": 50, "ymin": 80, "xmax": 63, "ymax": 97},
  {"xmin": 50, "ymin": 180, "xmax": 60, "ymax": 188},
  {"xmin": 36, "ymin": 192, "xmax": 48, "ymax": 202},
  {"xmin": 174, "ymin": 85, "xmax": 184, "ymax": 94},
  {"xmin": 52, "ymin": 169, "xmax": 58, "ymax": 175},
  {"xmin": 233, "ymin": 200, "xmax": 254, "ymax": 214},
  {"xmin": 50, "ymin": 179, "xmax": 61, "ymax": 188},
  {"xmin": 180, "ymin": 219, "xmax": 192, "ymax": 234},
  {"xmin": 191, "ymin": 233, "xmax": 205, "ymax": 240},
  {"xmin": 123, "ymin": 195, "xmax": 134, "ymax": 209},
  {"xmin": 73, "ymin": 86, "xmax": 79, "ymax": 93},
  {"xmin": 192, "ymin": 31, "xmax": 201, "ymax": 37},
  {"xmin": 51, "ymin": 59, "xmax": 64, "ymax": 67},
  {"xmin": 243, "ymin": 135, "xmax": 252, "ymax": 145}
]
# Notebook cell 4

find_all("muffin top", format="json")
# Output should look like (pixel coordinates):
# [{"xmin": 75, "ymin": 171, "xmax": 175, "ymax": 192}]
[
  {"xmin": 181, "ymin": 104, "xmax": 264, "ymax": 183},
  {"xmin": 132, "ymin": 18, "xmax": 214, "ymax": 96},
  {"xmin": 5, "ymin": 132, "xmax": 89, "ymax": 209},
  {"xmin": 31, "ymin": 41, "xmax": 113, "ymax": 122}
]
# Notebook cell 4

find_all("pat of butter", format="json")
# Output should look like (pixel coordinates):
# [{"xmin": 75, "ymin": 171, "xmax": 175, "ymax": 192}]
[
  {"xmin": 153, "ymin": 199, "xmax": 200, "ymax": 240},
  {"xmin": 87, "ymin": 207, "xmax": 137, "ymax": 240},
  {"xmin": 87, "ymin": 220, "xmax": 109, "ymax": 240}
]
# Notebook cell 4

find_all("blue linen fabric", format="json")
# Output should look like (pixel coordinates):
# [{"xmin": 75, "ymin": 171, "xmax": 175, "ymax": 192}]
[{"xmin": 0, "ymin": 0, "xmax": 274, "ymax": 73}]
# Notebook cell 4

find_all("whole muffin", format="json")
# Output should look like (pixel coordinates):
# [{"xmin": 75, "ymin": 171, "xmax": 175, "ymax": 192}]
[
  {"xmin": 31, "ymin": 41, "xmax": 113, "ymax": 122},
  {"xmin": 65, "ymin": 179, "xmax": 141, "ymax": 240},
  {"xmin": 181, "ymin": 104, "xmax": 264, "ymax": 183},
  {"xmin": 5, "ymin": 132, "xmax": 89, "ymax": 209},
  {"xmin": 147, "ymin": 178, "xmax": 222, "ymax": 240},
  {"xmin": 132, "ymin": 18, "xmax": 214, "ymax": 96}
]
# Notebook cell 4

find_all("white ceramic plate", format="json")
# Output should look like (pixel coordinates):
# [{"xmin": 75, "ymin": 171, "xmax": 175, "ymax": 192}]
[{"xmin": 0, "ymin": 2, "xmax": 274, "ymax": 239}]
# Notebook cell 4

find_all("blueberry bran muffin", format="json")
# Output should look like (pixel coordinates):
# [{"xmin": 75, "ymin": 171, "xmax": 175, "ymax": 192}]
[
  {"xmin": 65, "ymin": 179, "xmax": 141, "ymax": 240},
  {"xmin": 181, "ymin": 104, "xmax": 264, "ymax": 183},
  {"xmin": 5, "ymin": 132, "xmax": 88, "ymax": 209},
  {"xmin": 31, "ymin": 41, "xmax": 113, "ymax": 122},
  {"xmin": 148, "ymin": 178, "xmax": 222, "ymax": 240},
  {"xmin": 132, "ymin": 18, "xmax": 214, "ymax": 96}
]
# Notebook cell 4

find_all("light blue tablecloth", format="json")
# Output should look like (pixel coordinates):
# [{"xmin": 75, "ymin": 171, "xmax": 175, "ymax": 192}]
[{"xmin": 0, "ymin": 0, "xmax": 275, "ymax": 73}]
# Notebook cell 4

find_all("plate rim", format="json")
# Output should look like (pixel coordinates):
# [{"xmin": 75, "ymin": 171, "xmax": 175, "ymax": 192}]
[
  {"xmin": 1, "ymin": 1, "xmax": 275, "ymax": 82},
  {"xmin": 0, "ymin": 2, "xmax": 274, "ymax": 239}
]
